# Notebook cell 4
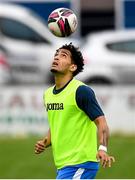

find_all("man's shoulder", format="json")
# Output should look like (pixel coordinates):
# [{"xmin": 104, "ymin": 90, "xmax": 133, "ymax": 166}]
[
  {"xmin": 46, "ymin": 85, "xmax": 54, "ymax": 91},
  {"xmin": 44, "ymin": 85, "xmax": 54, "ymax": 96},
  {"xmin": 77, "ymin": 84, "xmax": 94, "ymax": 95}
]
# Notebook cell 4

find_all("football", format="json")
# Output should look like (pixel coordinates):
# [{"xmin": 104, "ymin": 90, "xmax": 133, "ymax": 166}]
[{"xmin": 48, "ymin": 8, "xmax": 78, "ymax": 37}]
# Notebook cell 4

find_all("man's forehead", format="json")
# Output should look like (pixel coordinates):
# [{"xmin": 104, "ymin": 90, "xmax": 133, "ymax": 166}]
[{"xmin": 56, "ymin": 48, "xmax": 71, "ymax": 55}]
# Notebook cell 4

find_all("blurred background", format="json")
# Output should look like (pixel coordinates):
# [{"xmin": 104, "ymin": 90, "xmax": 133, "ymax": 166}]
[{"xmin": 0, "ymin": 0, "xmax": 135, "ymax": 179}]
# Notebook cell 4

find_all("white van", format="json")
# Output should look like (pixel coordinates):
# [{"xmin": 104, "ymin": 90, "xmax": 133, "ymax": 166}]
[
  {"xmin": 0, "ymin": 48, "xmax": 11, "ymax": 84},
  {"xmin": 77, "ymin": 30, "xmax": 135, "ymax": 85},
  {"xmin": 0, "ymin": 3, "xmax": 79, "ymax": 84}
]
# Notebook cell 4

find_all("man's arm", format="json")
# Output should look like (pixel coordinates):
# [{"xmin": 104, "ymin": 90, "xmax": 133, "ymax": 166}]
[
  {"xmin": 76, "ymin": 85, "xmax": 115, "ymax": 167},
  {"xmin": 94, "ymin": 115, "xmax": 109, "ymax": 147},
  {"xmin": 35, "ymin": 128, "xmax": 51, "ymax": 154},
  {"xmin": 94, "ymin": 116, "xmax": 115, "ymax": 168}
]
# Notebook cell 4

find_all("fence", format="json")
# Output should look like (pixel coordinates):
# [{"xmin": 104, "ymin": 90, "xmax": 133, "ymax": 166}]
[{"xmin": 0, "ymin": 85, "xmax": 135, "ymax": 135}]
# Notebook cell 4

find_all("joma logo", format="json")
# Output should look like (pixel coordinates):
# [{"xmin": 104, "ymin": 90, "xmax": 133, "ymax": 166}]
[{"xmin": 46, "ymin": 103, "xmax": 64, "ymax": 111}]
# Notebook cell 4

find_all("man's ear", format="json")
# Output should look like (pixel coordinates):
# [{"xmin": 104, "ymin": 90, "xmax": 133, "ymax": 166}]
[{"xmin": 70, "ymin": 64, "xmax": 77, "ymax": 72}]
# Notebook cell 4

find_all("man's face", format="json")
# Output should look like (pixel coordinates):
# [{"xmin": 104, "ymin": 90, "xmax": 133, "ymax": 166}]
[{"xmin": 51, "ymin": 48, "xmax": 76, "ymax": 75}]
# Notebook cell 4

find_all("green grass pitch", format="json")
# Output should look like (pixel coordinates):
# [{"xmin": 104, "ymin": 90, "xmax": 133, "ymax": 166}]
[{"xmin": 0, "ymin": 134, "xmax": 135, "ymax": 179}]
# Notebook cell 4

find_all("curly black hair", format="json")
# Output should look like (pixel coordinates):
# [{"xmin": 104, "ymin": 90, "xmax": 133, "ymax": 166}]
[{"xmin": 59, "ymin": 43, "xmax": 84, "ymax": 76}]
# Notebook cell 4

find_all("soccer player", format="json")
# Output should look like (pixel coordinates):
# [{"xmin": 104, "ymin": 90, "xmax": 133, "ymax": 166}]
[{"xmin": 35, "ymin": 43, "xmax": 115, "ymax": 179}]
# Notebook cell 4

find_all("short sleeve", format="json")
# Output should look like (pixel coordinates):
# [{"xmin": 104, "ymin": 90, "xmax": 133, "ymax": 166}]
[{"xmin": 76, "ymin": 85, "xmax": 104, "ymax": 121}]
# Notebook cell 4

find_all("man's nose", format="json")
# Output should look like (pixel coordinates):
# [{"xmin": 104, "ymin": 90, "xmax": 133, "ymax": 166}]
[{"xmin": 54, "ymin": 56, "xmax": 59, "ymax": 61}]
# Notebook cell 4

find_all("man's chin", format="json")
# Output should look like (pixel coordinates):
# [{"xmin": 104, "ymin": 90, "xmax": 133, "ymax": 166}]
[{"xmin": 50, "ymin": 69, "xmax": 58, "ymax": 73}]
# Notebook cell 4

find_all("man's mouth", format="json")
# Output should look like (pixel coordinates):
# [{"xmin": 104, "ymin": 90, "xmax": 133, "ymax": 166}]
[{"xmin": 52, "ymin": 62, "xmax": 58, "ymax": 66}]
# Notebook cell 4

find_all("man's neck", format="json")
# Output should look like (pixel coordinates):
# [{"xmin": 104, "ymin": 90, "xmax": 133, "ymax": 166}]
[{"xmin": 54, "ymin": 74, "xmax": 73, "ymax": 90}]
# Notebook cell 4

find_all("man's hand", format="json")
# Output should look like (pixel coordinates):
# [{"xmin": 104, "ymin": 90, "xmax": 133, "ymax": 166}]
[
  {"xmin": 35, "ymin": 138, "xmax": 47, "ymax": 154},
  {"xmin": 96, "ymin": 150, "xmax": 115, "ymax": 168}
]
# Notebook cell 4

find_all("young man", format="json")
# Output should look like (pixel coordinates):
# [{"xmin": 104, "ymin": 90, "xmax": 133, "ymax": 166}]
[{"xmin": 35, "ymin": 43, "xmax": 115, "ymax": 179}]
